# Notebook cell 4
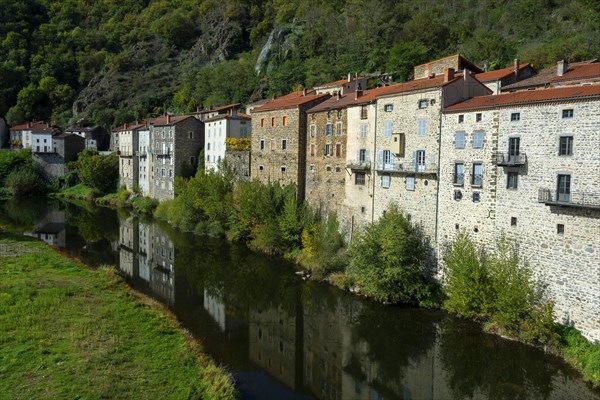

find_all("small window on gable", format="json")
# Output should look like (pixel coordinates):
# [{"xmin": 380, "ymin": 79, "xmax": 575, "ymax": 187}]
[
  {"xmin": 384, "ymin": 104, "xmax": 393, "ymax": 112},
  {"xmin": 360, "ymin": 106, "xmax": 368, "ymax": 120},
  {"xmin": 475, "ymin": 113, "xmax": 482, "ymax": 122},
  {"xmin": 282, "ymin": 116, "xmax": 288, "ymax": 126},
  {"xmin": 337, "ymin": 109, "xmax": 342, "ymax": 118},
  {"xmin": 271, "ymin": 117, "xmax": 276, "ymax": 127},
  {"xmin": 557, "ymin": 224, "xmax": 565, "ymax": 235},
  {"xmin": 562, "ymin": 109, "xmax": 574, "ymax": 119},
  {"xmin": 188, "ymin": 131, "xmax": 193, "ymax": 139},
  {"xmin": 458, "ymin": 115, "xmax": 464, "ymax": 123},
  {"xmin": 510, "ymin": 112, "xmax": 520, "ymax": 121},
  {"xmin": 418, "ymin": 99, "xmax": 428, "ymax": 109},
  {"xmin": 260, "ymin": 118, "xmax": 265, "ymax": 128}
]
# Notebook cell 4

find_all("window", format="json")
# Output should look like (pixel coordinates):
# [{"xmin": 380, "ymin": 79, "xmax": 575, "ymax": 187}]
[
  {"xmin": 384, "ymin": 104, "xmax": 393, "ymax": 112},
  {"xmin": 418, "ymin": 99, "xmax": 428, "ymax": 109},
  {"xmin": 455, "ymin": 131, "xmax": 466, "ymax": 148},
  {"xmin": 259, "ymin": 165, "xmax": 264, "ymax": 172},
  {"xmin": 161, "ymin": 168, "xmax": 166, "ymax": 177},
  {"xmin": 471, "ymin": 163, "xmax": 483, "ymax": 186},
  {"xmin": 383, "ymin": 120, "xmax": 392, "ymax": 138},
  {"xmin": 473, "ymin": 131, "xmax": 484, "ymax": 148},
  {"xmin": 458, "ymin": 114, "xmax": 464, "ymax": 123},
  {"xmin": 507, "ymin": 171, "xmax": 518, "ymax": 189},
  {"xmin": 355, "ymin": 172, "xmax": 365, "ymax": 185},
  {"xmin": 511, "ymin": 217, "xmax": 517, "ymax": 227},
  {"xmin": 327, "ymin": 110, "xmax": 332, "ymax": 119},
  {"xmin": 260, "ymin": 118, "xmax": 265, "ymax": 128},
  {"xmin": 360, "ymin": 106, "xmax": 368, "ymax": 119},
  {"xmin": 406, "ymin": 175, "xmax": 415, "ymax": 191},
  {"xmin": 510, "ymin": 112, "xmax": 520, "ymax": 121},
  {"xmin": 325, "ymin": 123, "xmax": 333, "ymax": 136},
  {"xmin": 281, "ymin": 166, "xmax": 286, "ymax": 173},
  {"xmin": 358, "ymin": 149, "xmax": 368, "ymax": 163},
  {"xmin": 381, "ymin": 174, "xmax": 390, "ymax": 188},
  {"xmin": 270, "ymin": 117, "xmax": 276, "ymax": 127},
  {"xmin": 310, "ymin": 125, "xmax": 316, "ymax": 137},
  {"xmin": 310, "ymin": 144, "xmax": 315, "ymax": 156},
  {"xmin": 382, "ymin": 150, "xmax": 393, "ymax": 168},
  {"xmin": 557, "ymin": 174, "xmax": 571, "ymax": 202},
  {"xmin": 325, "ymin": 143, "xmax": 332, "ymax": 156},
  {"xmin": 281, "ymin": 139, "xmax": 287, "ymax": 151},
  {"xmin": 453, "ymin": 163, "xmax": 464, "ymax": 186},
  {"xmin": 559, "ymin": 136, "xmax": 573, "ymax": 156},
  {"xmin": 416, "ymin": 150, "xmax": 426, "ymax": 172},
  {"xmin": 207, "ymin": 143, "xmax": 211, "ymax": 150},
  {"xmin": 337, "ymin": 110, "xmax": 342, "ymax": 118},
  {"xmin": 282, "ymin": 116, "xmax": 288, "ymax": 126},
  {"xmin": 359, "ymin": 123, "xmax": 368, "ymax": 138},
  {"xmin": 336, "ymin": 121, "xmax": 342, "ymax": 135},
  {"xmin": 310, "ymin": 164, "xmax": 315, "ymax": 173},
  {"xmin": 454, "ymin": 190, "xmax": 463, "ymax": 201},
  {"xmin": 508, "ymin": 137, "xmax": 520, "ymax": 162},
  {"xmin": 189, "ymin": 131, "xmax": 194, "ymax": 139},
  {"xmin": 557, "ymin": 224, "xmax": 565, "ymax": 235},
  {"xmin": 417, "ymin": 119, "xmax": 427, "ymax": 137},
  {"xmin": 271, "ymin": 139, "xmax": 276, "ymax": 150},
  {"xmin": 260, "ymin": 139, "xmax": 265, "ymax": 150},
  {"xmin": 476, "ymin": 113, "xmax": 482, "ymax": 122},
  {"xmin": 335, "ymin": 143, "xmax": 341, "ymax": 157},
  {"xmin": 562, "ymin": 109, "xmax": 574, "ymax": 119},
  {"xmin": 472, "ymin": 192, "xmax": 480, "ymax": 203},
  {"xmin": 169, "ymin": 169, "xmax": 173, "ymax": 177}
]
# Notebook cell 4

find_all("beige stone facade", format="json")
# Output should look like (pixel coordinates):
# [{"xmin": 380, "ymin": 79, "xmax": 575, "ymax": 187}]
[{"xmin": 251, "ymin": 91, "xmax": 329, "ymax": 201}]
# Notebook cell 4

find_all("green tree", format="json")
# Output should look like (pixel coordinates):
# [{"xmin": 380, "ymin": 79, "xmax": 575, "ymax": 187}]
[{"xmin": 73, "ymin": 150, "xmax": 118, "ymax": 194}]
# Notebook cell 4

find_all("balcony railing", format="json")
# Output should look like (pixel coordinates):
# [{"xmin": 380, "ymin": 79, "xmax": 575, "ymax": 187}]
[
  {"xmin": 345, "ymin": 160, "xmax": 371, "ymax": 171},
  {"xmin": 150, "ymin": 149, "xmax": 171, "ymax": 158},
  {"xmin": 452, "ymin": 173, "xmax": 464, "ymax": 186},
  {"xmin": 136, "ymin": 150, "xmax": 147, "ymax": 157},
  {"xmin": 375, "ymin": 162, "xmax": 404, "ymax": 172},
  {"xmin": 494, "ymin": 152, "xmax": 527, "ymax": 166},
  {"xmin": 398, "ymin": 164, "xmax": 438, "ymax": 175},
  {"xmin": 538, "ymin": 188, "xmax": 600, "ymax": 210}
]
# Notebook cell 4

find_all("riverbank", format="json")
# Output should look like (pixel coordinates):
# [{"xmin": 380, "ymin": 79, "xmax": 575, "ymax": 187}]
[{"xmin": 0, "ymin": 231, "xmax": 236, "ymax": 399}]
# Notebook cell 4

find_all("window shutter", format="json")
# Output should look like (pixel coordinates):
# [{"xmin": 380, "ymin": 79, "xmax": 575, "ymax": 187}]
[
  {"xmin": 412, "ymin": 150, "xmax": 417, "ymax": 170},
  {"xmin": 377, "ymin": 150, "xmax": 383, "ymax": 164},
  {"xmin": 365, "ymin": 150, "xmax": 370, "ymax": 162},
  {"xmin": 356, "ymin": 150, "xmax": 360, "ymax": 162}
]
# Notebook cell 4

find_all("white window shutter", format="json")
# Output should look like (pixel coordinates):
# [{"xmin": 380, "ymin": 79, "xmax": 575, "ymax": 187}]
[{"xmin": 365, "ymin": 150, "xmax": 370, "ymax": 162}]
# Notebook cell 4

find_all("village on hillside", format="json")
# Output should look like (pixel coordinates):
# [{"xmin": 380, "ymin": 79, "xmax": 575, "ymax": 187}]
[{"xmin": 5, "ymin": 54, "xmax": 600, "ymax": 343}]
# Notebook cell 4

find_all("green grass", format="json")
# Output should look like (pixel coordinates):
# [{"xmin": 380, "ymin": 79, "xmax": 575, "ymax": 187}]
[
  {"xmin": 51, "ymin": 183, "xmax": 98, "ymax": 201},
  {"xmin": 0, "ymin": 233, "xmax": 237, "ymax": 399},
  {"xmin": 556, "ymin": 325, "xmax": 600, "ymax": 387}
]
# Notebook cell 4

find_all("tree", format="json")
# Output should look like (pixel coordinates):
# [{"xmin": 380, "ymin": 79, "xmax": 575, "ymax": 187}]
[{"xmin": 74, "ymin": 150, "xmax": 118, "ymax": 194}]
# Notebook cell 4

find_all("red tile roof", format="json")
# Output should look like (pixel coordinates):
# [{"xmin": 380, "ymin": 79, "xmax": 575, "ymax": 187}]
[
  {"xmin": 194, "ymin": 103, "xmax": 241, "ymax": 114},
  {"xmin": 444, "ymin": 84, "xmax": 600, "ymax": 112},
  {"xmin": 10, "ymin": 121, "xmax": 53, "ymax": 131},
  {"xmin": 476, "ymin": 63, "xmax": 534, "ymax": 82},
  {"xmin": 314, "ymin": 77, "xmax": 365, "ymax": 88},
  {"xmin": 552, "ymin": 62, "xmax": 600, "ymax": 83},
  {"xmin": 503, "ymin": 61, "xmax": 600, "ymax": 90},
  {"xmin": 253, "ymin": 90, "xmax": 330, "ymax": 112}
]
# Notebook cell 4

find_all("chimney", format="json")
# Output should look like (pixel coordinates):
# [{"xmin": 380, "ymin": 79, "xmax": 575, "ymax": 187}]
[
  {"xmin": 336, "ymin": 91, "xmax": 341, "ymax": 101},
  {"xmin": 166, "ymin": 114, "xmax": 171, "ymax": 124},
  {"xmin": 463, "ymin": 69, "xmax": 470, "ymax": 81},
  {"xmin": 347, "ymin": 72, "xmax": 352, "ymax": 82},
  {"xmin": 196, "ymin": 106, "xmax": 201, "ymax": 113},
  {"xmin": 355, "ymin": 90, "xmax": 363, "ymax": 100},
  {"xmin": 125, "ymin": 123, "xmax": 128, "ymax": 129},
  {"xmin": 514, "ymin": 58, "xmax": 520, "ymax": 77},
  {"xmin": 28, "ymin": 122, "xmax": 32, "ymax": 128},
  {"xmin": 272, "ymin": 93, "xmax": 277, "ymax": 100},
  {"xmin": 302, "ymin": 89, "xmax": 307, "ymax": 96},
  {"xmin": 557, "ymin": 60, "xmax": 567, "ymax": 77},
  {"xmin": 444, "ymin": 68, "xmax": 455, "ymax": 83}
]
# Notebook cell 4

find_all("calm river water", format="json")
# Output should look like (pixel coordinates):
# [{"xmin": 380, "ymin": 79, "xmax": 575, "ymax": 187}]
[{"xmin": 1, "ymin": 198, "xmax": 598, "ymax": 400}]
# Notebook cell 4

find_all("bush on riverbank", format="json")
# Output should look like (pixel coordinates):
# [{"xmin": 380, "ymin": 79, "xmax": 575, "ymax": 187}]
[
  {"xmin": 346, "ymin": 205, "xmax": 435, "ymax": 306},
  {"xmin": 4, "ymin": 167, "xmax": 46, "ymax": 196},
  {"xmin": 556, "ymin": 325, "xmax": 600, "ymax": 387},
  {"xmin": 0, "ymin": 232, "xmax": 236, "ymax": 399},
  {"xmin": 444, "ymin": 232, "xmax": 556, "ymax": 346}
]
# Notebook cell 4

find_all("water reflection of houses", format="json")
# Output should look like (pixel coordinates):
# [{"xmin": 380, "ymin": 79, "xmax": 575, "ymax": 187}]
[
  {"xmin": 25, "ymin": 210, "xmax": 67, "ymax": 248},
  {"xmin": 117, "ymin": 218, "xmax": 175, "ymax": 305},
  {"xmin": 248, "ymin": 305, "xmax": 303, "ymax": 391}
]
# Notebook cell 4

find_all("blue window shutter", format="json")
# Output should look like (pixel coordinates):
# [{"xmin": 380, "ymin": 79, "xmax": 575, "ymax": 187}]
[
  {"xmin": 412, "ymin": 150, "xmax": 417, "ymax": 170},
  {"xmin": 365, "ymin": 150, "xmax": 370, "ymax": 162},
  {"xmin": 356, "ymin": 150, "xmax": 360, "ymax": 162},
  {"xmin": 377, "ymin": 150, "xmax": 383, "ymax": 164}
]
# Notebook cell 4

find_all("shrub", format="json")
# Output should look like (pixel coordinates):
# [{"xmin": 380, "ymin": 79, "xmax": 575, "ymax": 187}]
[
  {"xmin": 72, "ymin": 150, "xmax": 118, "ymax": 194},
  {"xmin": 5, "ymin": 168, "xmax": 46, "ymax": 197},
  {"xmin": 300, "ymin": 212, "xmax": 347, "ymax": 277},
  {"xmin": 347, "ymin": 205, "xmax": 432, "ymax": 304}
]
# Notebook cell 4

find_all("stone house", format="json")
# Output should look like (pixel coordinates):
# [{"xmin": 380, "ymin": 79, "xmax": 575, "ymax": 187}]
[
  {"xmin": 65, "ymin": 125, "xmax": 109, "ymax": 151},
  {"xmin": 443, "ymin": 84, "xmax": 600, "ymax": 342},
  {"xmin": 149, "ymin": 115, "xmax": 204, "ymax": 201},
  {"xmin": 199, "ymin": 104, "xmax": 251, "ymax": 172},
  {"xmin": 10, "ymin": 121, "xmax": 53, "ymax": 150},
  {"xmin": 313, "ymin": 74, "xmax": 368, "ymax": 95},
  {"xmin": 305, "ymin": 93, "xmax": 353, "ymax": 217},
  {"xmin": 475, "ymin": 59, "xmax": 536, "ymax": 94},
  {"xmin": 113, "ymin": 122, "xmax": 143, "ymax": 191},
  {"xmin": 33, "ymin": 133, "xmax": 85, "ymax": 179},
  {"xmin": 413, "ymin": 54, "xmax": 482, "ymax": 80},
  {"xmin": 251, "ymin": 90, "xmax": 330, "ymax": 201},
  {"xmin": 371, "ymin": 68, "xmax": 492, "ymax": 270},
  {"xmin": 135, "ymin": 122, "xmax": 152, "ymax": 196}
]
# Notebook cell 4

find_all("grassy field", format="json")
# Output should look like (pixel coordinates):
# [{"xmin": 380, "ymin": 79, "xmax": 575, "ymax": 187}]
[{"xmin": 0, "ymin": 232, "xmax": 237, "ymax": 399}]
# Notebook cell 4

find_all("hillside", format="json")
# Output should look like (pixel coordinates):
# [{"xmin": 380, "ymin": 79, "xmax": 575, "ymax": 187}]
[{"xmin": 1, "ymin": 0, "xmax": 599, "ymax": 129}]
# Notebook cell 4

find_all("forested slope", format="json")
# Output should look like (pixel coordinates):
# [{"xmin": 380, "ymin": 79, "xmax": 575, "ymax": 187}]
[{"xmin": 1, "ymin": 0, "xmax": 598, "ymax": 129}]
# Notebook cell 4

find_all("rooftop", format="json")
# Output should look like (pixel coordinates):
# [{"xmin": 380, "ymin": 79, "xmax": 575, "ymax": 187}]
[
  {"xmin": 444, "ymin": 84, "xmax": 600, "ymax": 112},
  {"xmin": 503, "ymin": 61, "xmax": 600, "ymax": 90},
  {"xmin": 476, "ymin": 63, "xmax": 534, "ymax": 82},
  {"xmin": 253, "ymin": 90, "xmax": 330, "ymax": 112},
  {"xmin": 10, "ymin": 121, "xmax": 54, "ymax": 132}
]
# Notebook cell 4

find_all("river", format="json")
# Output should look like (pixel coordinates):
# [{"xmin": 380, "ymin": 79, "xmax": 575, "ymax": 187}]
[{"xmin": 1, "ymin": 198, "xmax": 598, "ymax": 400}]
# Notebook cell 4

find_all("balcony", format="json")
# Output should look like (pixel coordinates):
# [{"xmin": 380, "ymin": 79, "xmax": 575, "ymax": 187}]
[
  {"xmin": 151, "ymin": 149, "xmax": 171, "ymax": 158},
  {"xmin": 395, "ymin": 164, "xmax": 438, "ymax": 176},
  {"xmin": 494, "ymin": 152, "xmax": 527, "ymax": 166},
  {"xmin": 538, "ymin": 188, "xmax": 600, "ymax": 210},
  {"xmin": 345, "ymin": 160, "xmax": 371, "ymax": 171},
  {"xmin": 375, "ymin": 162, "xmax": 404, "ymax": 173},
  {"xmin": 136, "ymin": 150, "xmax": 147, "ymax": 158}
]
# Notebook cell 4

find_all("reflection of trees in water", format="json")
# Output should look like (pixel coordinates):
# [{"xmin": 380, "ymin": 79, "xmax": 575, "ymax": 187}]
[
  {"xmin": 0, "ymin": 197, "xmax": 50, "ymax": 231},
  {"xmin": 438, "ymin": 316, "xmax": 557, "ymax": 400},
  {"xmin": 350, "ymin": 305, "xmax": 440, "ymax": 384},
  {"xmin": 64, "ymin": 201, "xmax": 119, "ymax": 243}
]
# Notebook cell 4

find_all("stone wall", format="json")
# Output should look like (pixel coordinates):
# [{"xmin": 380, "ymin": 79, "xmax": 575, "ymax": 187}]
[
  {"xmin": 305, "ymin": 108, "xmax": 347, "ymax": 217},
  {"xmin": 224, "ymin": 150, "xmax": 250, "ymax": 180}
]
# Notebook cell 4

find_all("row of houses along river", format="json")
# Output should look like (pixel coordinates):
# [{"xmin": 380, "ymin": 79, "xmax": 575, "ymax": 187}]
[{"xmin": 2, "ymin": 197, "xmax": 598, "ymax": 400}]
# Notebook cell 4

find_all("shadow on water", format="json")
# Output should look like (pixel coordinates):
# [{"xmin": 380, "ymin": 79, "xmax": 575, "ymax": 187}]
[{"xmin": 1, "ymin": 198, "xmax": 598, "ymax": 400}]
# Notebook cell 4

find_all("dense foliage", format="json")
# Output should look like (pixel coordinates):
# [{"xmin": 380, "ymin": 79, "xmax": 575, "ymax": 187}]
[
  {"xmin": 347, "ymin": 205, "xmax": 434, "ymax": 305},
  {"xmin": 444, "ymin": 232, "xmax": 556, "ymax": 345},
  {"xmin": 1, "ymin": 0, "xmax": 599, "ymax": 127},
  {"xmin": 0, "ymin": 149, "xmax": 46, "ymax": 196},
  {"xmin": 67, "ymin": 149, "xmax": 119, "ymax": 195}
]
